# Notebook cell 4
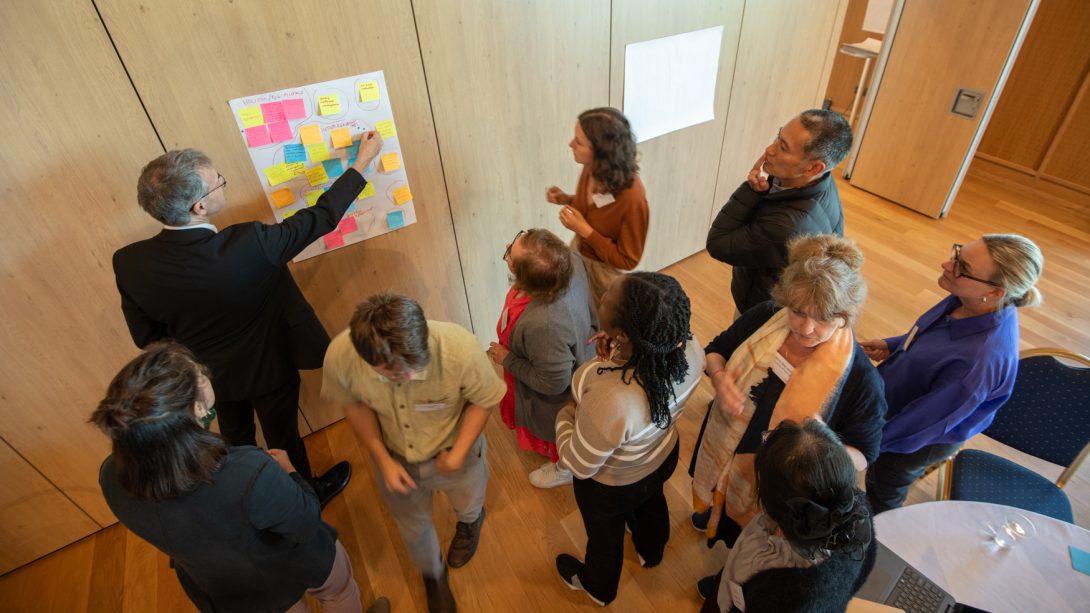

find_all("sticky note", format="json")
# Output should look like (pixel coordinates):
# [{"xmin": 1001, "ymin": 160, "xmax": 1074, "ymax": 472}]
[
  {"xmin": 358, "ymin": 81, "xmax": 380, "ymax": 102},
  {"xmin": 380, "ymin": 152, "xmax": 400, "ymax": 172},
  {"xmin": 284, "ymin": 143, "xmax": 307, "ymax": 163},
  {"xmin": 345, "ymin": 141, "xmax": 361, "ymax": 165},
  {"xmin": 306, "ymin": 165, "xmax": 329, "ymax": 186},
  {"xmin": 298, "ymin": 124, "xmax": 323, "ymax": 146},
  {"xmin": 393, "ymin": 185, "xmax": 412, "ymax": 205},
  {"xmin": 245, "ymin": 125, "xmax": 272, "ymax": 148},
  {"xmin": 263, "ymin": 163, "xmax": 293, "ymax": 186},
  {"xmin": 260, "ymin": 102, "xmax": 286, "ymax": 123},
  {"xmin": 323, "ymin": 232, "xmax": 345, "ymax": 249},
  {"xmin": 339, "ymin": 217, "xmax": 358, "ymax": 234},
  {"xmin": 238, "ymin": 106, "xmax": 264, "ymax": 128},
  {"xmin": 305, "ymin": 189, "xmax": 325, "ymax": 206},
  {"xmin": 1071, "ymin": 546, "xmax": 1090, "ymax": 576},
  {"xmin": 306, "ymin": 142, "xmax": 330, "ymax": 162},
  {"xmin": 283, "ymin": 209, "xmax": 298, "ymax": 219},
  {"xmin": 323, "ymin": 159, "xmax": 344, "ymax": 179},
  {"xmin": 282, "ymin": 98, "xmax": 306, "ymax": 120},
  {"xmin": 357, "ymin": 182, "xmax": 375, "ymax": 200},
  {"xmin": 376, "ymin": 120, "xmax": 396, "ymax": 139},
  {"xmin": 330, "ymin": 128, "xmax": 352, "ymax": 149},
  {"xmin": 270, "ymin": 188, "xmax": 296, "ymax": 208},
  {"xmin": 386, "ymin": 210, "xmax": 405, "ymax": 229},
  {"xmin": 318, "ymin": 94, "xmax": 342, "ymax": 116},
  {"xmin": 286, "ymin": 162, "xmax": 306, "ymax": 176},
  {"xmin": 267, "ymin": 121, "xmax": 293, "ymax": 143}
]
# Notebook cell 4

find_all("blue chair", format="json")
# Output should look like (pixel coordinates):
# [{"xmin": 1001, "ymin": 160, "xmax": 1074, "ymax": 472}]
[{"xmin": 938, "ymin": 348, "xmax": 1090, "ymax": 523}]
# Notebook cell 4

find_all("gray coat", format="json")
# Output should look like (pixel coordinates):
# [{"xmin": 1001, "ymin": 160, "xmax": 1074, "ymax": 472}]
[{"xmin": 502, "ymin": 253, "xmax": 598, "ymax": 442}]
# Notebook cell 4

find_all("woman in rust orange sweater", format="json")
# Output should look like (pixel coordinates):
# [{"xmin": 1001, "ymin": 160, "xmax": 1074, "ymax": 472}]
[{"xmin": 547, "ymin": 107, "xmax": 649, "ymax": 306}]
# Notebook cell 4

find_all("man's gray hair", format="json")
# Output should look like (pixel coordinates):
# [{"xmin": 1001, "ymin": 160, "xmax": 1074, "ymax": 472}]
[
  {"xmin": 136, "ymin": 149, "xmax": 212, "ymax": 225},
  {"xmin": 799, "ymin": 109, "xmax": 852, "ymax": 171}
]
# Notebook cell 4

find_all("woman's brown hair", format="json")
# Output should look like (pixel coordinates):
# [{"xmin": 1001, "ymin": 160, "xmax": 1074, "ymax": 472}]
[
  {"xmin": 511, "ymin": 228, "xmax": 574, "ymax": 304},
  {"xmin": 578, "ymin": 107, "xmax": 639, "ymax": 195}
]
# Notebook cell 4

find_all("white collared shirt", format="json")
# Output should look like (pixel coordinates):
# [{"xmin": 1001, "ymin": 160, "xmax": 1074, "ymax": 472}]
[{"xmin": 163, "ymin": 223, "xmax": 218, "ymax": 232}]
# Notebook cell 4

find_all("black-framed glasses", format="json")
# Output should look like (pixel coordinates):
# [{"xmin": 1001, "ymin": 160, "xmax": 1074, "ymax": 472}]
[
  {"xmin": 192, "ymin": 174, "xmax": 227, "ymax": 209},
  {"xmin": 951, "ymin": 243, "xmax": 1002, "ymax": 287},
  {"xmin": 503, "ymin": 229, "xmax": 526, "ymax": 260}
]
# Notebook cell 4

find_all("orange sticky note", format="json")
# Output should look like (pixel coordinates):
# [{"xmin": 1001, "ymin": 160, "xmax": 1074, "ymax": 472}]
[
  {"xmin": 305, "ymin": 165, "xmax": 329, "ymax": 186},
  {"xmin": 380, "ymin": 152, "xmax": 400, "ymax": 172},
  {"xmin": 298, "ymin": 124, "xmax": 323, "ymax": 146},
  {"xmin": 358, "ymin": 81, "xmax": 380, "ymax": 102},
  {"xmin": 238, "ymin": 106, "xmax": 264, "ymax": 128},
  {"xmin": 318, "ymin": 95, "xmax": 341, "ymax": 116},
  {"xmin": 270, "ymin": 188, "xmax": 295, "ymax": 208},
  {"xmin": 306, "ymin": 142, "xmax": 330, "ymax": 162},
  {"xmin": 305, "ymin": 189, "xmax": 325, "ymax": 206},
  {"xmin": 376, "ymin": 120, "xmax": 396, "ymax": 139},
  {"xmin": 330, "ymin": 128, "xmax": 352, "ymax": 149},
  {"xmin": 357, "ymin": 182, "xmax": 375, "ymax": 200},
  {"xmin": 393, "ymin": 185, "xmax": 412, "ymax": 205}
]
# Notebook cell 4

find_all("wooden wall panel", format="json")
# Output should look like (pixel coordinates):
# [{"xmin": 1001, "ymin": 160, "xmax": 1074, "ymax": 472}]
[
  {"xmin": 609, "ymin": 0, "xmax": 744, "ymax": 271},
  {"xmin": 1041, "ymin": 78, "xmax": 1090, "ymax": 188},
  {"xmin": 0, "ymin": 0, "xmax": 167, "ymax": 527},
  {"xmin": 977, "ymin": 0, "xmax": 1090, "ymax": 171},
  {"xmin": 413, "ymin": 0, "xmax": 611, "ymax": 343},
  {"xmin": 711, "ymin": 0, "xmax": 848, "ymax": 216},
  {"xmin": 96, "ymin": 0, "xmax": 472, "ymax": 429},
  {"xmin": 824, "ymin": 0, "xmax": 886, "ymax": 114}
]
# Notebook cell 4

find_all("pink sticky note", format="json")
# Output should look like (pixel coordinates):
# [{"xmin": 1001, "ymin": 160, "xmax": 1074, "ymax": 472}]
[
  {"xmin": 267, "ymin": 121, "xmax": 293, "ymax": 143},
  {"xmin": 244, "ymin": 125, "xmax": 271, "ymax": 148},
  {"xmin": 260, "ymin": 102, "xmax": 286, "ymax": 123},
  {"xmin": 323, "ymin": 232, "xmax": 345, "ymax": 250},
  {"xmin": 339, "ymin": 217, "xmax": 358, "ymax": 234},
  {"xmin": 283, "ymin": 98, "xmax": 306, "ymax": 120}
]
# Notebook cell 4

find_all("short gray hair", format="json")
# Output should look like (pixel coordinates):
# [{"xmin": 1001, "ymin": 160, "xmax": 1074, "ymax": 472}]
[
  {"xmin": 799, "ymin": 109, "xmax": 852, "ymax": 170},
  {"xmin": 136, "ymin": 149, "xmax": 212, "ymax": 225},
  {"xmin": 771, "ymin": 234, "xmax": 867, "ymax": 326}
]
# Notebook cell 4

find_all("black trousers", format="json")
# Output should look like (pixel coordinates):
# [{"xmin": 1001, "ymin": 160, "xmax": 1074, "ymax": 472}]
[
  {"xmin": 865, "ymin": 442, "xmax": 962, "ymax": 513},
  {"xmin": 215, "ymin": 376, "xmax": 313, "ymax": 480},
  {"xmin": 573, "ymin": 441, "xmax": 679, "ymax": 604}
]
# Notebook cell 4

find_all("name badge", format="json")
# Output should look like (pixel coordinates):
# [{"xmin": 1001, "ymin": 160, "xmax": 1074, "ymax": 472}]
[
  {"xmin": 729, "ymin": 580, "xmax": 746, "ymax": 611},
  {"xmin": 590, "ymin": 192, "xmax": 615, "ymax": 207},
  {"xmin": 902, "ymin": 325, "xmax": 920, "ymax": 352},
  {"xmin": 414, "ymin": 402, "xmax": 447, "ymax": 413},
  {"xmin": 771, "ymin": 352, "xmax": 794, "ymax": 383}
]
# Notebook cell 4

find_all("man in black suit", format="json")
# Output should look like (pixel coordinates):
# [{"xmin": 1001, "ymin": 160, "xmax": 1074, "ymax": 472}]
[{"xmin": 113, "ymin": 130, "xmax": 383, "ymax": 506}]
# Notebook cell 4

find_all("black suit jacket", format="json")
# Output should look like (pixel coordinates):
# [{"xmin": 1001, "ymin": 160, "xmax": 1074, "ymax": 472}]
[{"xmin": 113, "ymin": 169, "xmax": 366, "ymax": 400}]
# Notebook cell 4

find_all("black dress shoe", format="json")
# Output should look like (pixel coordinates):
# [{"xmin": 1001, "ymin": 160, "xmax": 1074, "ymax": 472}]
[{"xmin": 313, "ymin": 461, "xmax": 351, "ymax": 508}]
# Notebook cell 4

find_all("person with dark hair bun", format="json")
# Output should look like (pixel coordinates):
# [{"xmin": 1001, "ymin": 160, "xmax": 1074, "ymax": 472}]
[
  {"xmin": 553, "ymin": 272, "xmax": 704, "ymax": 606},
  {"xmin": 486, "ymin": 228, "xmax": 598, "ymax": 488},
  {"xmin": 92, "ymin": 342, "xmax": 387, "ymax": 613},
  {"xmin": 698, "ymin": 419, "xmax": 876, "ymax": 612},
  {"xmin": 546, "ymin": 107, "xmax": 650, "ymax": 305}
]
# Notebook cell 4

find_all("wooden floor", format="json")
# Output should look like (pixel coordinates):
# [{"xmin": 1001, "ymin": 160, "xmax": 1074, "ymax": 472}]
[{"xmin": 2, "ymin": 158, "xmax": 1088, "ymax": 612}]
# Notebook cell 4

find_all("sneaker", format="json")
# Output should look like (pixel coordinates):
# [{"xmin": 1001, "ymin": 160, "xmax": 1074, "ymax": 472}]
[
  {"xmin": 691, "ymin": 508, "xmax": 711, "ymax": 532},
  {"xmin": 697, "ymin": 574, "xmax": 719, "ymax": 601},
  {"xmin": 556, "ymin": 554, "xmax": 606, "ymax": 606},
  {"xmin": 447, "ymin": 508, "xmax": 485, "ymax": 568},
  {"xmin": 529, "ymin": 461, "xmax": 573, "ymax": 488},
  {"xmin": 423, "ymin": 570, "xmax": 456, "ymax": 613}
]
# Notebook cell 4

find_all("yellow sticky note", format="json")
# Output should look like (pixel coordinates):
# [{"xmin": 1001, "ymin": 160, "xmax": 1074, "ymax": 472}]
[
  {"xmin": 283, "ymin": 209, "xmax": 297, "ymax": 219},
  {"xmin": 376, "ymin": 120, "xmax": 396, "ymax": 139},
  {"xmin": 306, "ymin": 142, "xmax": 330, "ymax": 162},
  {"xmin": 298, "ymin": 124, "xmax": 323, "ymax": 146},
  {"xmin": 305, "ymin": 165, "xmax": 329, "ymax": 186},
  {"xmin": 238, "ymin": 106, "xmax": 264, "ymax": 128},
  {"xmin": 380, "ymin": 152, "xmax": 401, "ymax": 172},
  {"xmin": 393, "ymin": 185, "xmax": 413, "ymax": 205},
  {"xmin": 285, "ymin": 162, "xmax": 306, "ymax": 177},
  {"xmin": 330, "ymin": 128, "xmax": 352, "ymax": 149},
  {"xmin": 357, "ymin": 182, "xmax": 376, "ymax": 200},
  {"xmin": 318, "ymin": 95, "xmax": 341, "ymax": 116},
  {"xmin": 358, "ymin": 81, "xmax": 380, "ymax": 102},
  {"xmin": 305, "ymin": 189, "xmax": 325, "ymax": 206},
  {"xmin": 270, "ymin": 188, "xmax": 295, "ymax": 208},
  {"xmin": 263, "ymin": 163, "xmax": 293, "ymax": 186}
]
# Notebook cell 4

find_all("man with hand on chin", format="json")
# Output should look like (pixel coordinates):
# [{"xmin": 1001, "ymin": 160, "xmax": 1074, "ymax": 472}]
[
  {"xmin": 321, "ymin": 293, "xmax": 505, "ymax": 613},
  {"xmin": 706, "ymin": 109, "xmax": 852, "ymax": 317}
]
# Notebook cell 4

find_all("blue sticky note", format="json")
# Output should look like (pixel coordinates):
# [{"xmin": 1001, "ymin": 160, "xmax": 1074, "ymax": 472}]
[
  {"xmin": 284, "ymin": 144, "xmax": 306, "ymax": 164},
  {"xmin": 1071, "ymin": 546, "xmax": 1090, "ymax": 576},
  {"xmin": 323, "ymin": 158, "xmax": 344, "ymax": 179},
  {"xmin": 387, "ymin": 210, "xmax": 405, "ymax": 229},
  {"xmin": 345, "ymin": 141, "xmax": 360, "ymax": 165}
]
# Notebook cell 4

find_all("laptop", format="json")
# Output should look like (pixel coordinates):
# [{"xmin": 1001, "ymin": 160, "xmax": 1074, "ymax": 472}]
[{"xmin": 856, "ymin": 542, "xmax": 988, "ymax": 613}]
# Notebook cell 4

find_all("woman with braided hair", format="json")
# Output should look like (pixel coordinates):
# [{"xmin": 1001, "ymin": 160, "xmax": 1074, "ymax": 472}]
[
  {"xmin": 553, "ymin": 272, "xmax": 704, "ymax": 606},
  {"xmin": 699, "ymin": 418, "xmax": 876, "ymax": 612}
]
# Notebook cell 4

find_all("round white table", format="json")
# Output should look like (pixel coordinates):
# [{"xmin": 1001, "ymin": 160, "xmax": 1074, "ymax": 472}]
[{"xmin": 875, "ymin": 500, "xmax": 1090, "ymax": 612}]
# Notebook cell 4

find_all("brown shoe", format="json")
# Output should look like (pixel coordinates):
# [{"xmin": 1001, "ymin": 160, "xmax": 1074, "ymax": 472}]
[
  {"xmin": 423, "ymin": 569, "xmax": 456, "ymax": 613},
  {"xmin": 446, "ymin": 507, "xmax": 485, "ymax": 568}
]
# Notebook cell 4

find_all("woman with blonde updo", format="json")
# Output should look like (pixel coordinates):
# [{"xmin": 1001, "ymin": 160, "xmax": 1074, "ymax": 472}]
[
  {"xmin": 863, "ymin": 234, "xmax": 1045, "ymax": 512},
  {"xmin": 690, "ymin": 234, "xmax": 885, "ymax": 549}
]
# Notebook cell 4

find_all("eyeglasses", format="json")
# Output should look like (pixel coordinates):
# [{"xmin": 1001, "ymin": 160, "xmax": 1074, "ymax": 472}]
[
  {"xmin": 192, "ymin": 174, "xmax": 227, "ymax": 209},
  {"xmin": 503, "ymin": 230, "xmax": 526, "ymax": 261},
  {"xmin": 951, "ymin": 243, "xmax": 1002, "ymax": 287}
]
